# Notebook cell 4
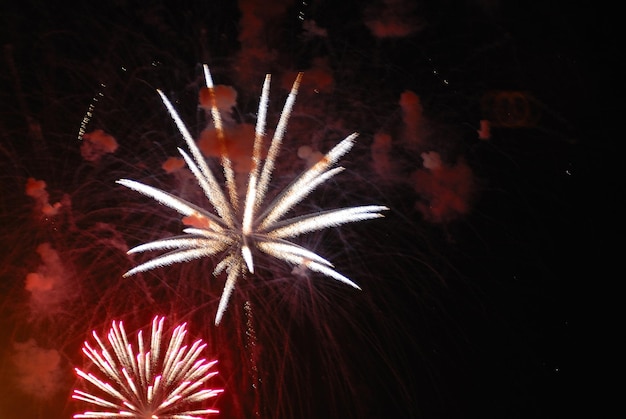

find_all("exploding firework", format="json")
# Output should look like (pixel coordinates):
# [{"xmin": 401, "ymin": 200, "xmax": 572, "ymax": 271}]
[
  {"xmin": 117, "ymin": 64, "xmax": 388, "ymax": 325},
  {"xmin": 72, "ymin": 316, "xmax": 222, "ymax": 418}
]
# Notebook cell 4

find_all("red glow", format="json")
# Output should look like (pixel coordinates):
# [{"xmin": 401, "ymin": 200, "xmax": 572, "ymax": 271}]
[{"xmin": 412, "ymin": 155, "xmax": 475, "ymax": 223}]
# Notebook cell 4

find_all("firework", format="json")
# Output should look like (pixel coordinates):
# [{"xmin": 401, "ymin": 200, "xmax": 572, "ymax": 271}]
[
  {"xmin": 117, "ymin": 65, "xmax": 388, "ymax": 324},
  {"xmin": 72, "ymin": 316, "xmax": 222, "ymax": 418}
]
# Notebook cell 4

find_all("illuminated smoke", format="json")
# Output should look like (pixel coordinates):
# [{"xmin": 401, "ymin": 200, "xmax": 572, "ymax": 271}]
[
  {"xmin": 371, "ymin": 132, "xmax": 393, "ymax": 179},
  {"xmin": 364, "ymin": 0, "xmax": 423, "ymax": 39},
  {"xmin": 161, "ymin": 156, "xmax": 186, "ymax": 174},
  {"xmin": 412, "ymin": 152, "xmax": 475, "ymax": 223},
  {"xmin": 235, "ymin": 0, "xmax": 295, "ymax": 86},
  {"xmin": 297, "ymin": 144, "xmax": 323, "ymax": 168},
  {"xmin": 400, "ymin": 90, "xmax": 425, "ymax": 146},
  {"xmin": 197, "ymin": 80, "xmax": 258, "ymax": 177},
  {"xmin": 478, "ymin": 119, "xmax": 492, "ymax": 140},
  {"xmin": 11, "ymin": 339, "xmax": 64, "ymax": 400},
  {"xmin": 280, "ymin": 57, "xmax": 335, "ymax": 94},
  {"xmin": 25, "ymin": 178, "xmax": 62, "ymax": 218},
  {"xmin": 80, "ymin": 129, "xmax": 118, "ymax": 162},
  {"xmin": 199, "ymin": 84, "xmax": 238, "ymax": 118},
  {"xmin": 301, "ymin": 19, "xmax": 328, "ymax": 39},
  {"xmin": 24, "ymin": 242, "xmax": 75, "ymax": 316},
  {"xmin": 198, "ymin": 121, "xmax": 256, "ymax": 175}
]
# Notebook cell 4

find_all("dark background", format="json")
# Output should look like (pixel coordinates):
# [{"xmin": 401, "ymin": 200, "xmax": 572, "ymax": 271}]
[{"xmin": 0, "ymin": 1, "xmax": 612, "ymax": 418}]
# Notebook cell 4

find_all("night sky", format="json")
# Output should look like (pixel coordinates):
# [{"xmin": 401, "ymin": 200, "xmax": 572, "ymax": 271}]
[{"xmin": 0, "ymin": 1, "xmax": 610, "ymax": 418}]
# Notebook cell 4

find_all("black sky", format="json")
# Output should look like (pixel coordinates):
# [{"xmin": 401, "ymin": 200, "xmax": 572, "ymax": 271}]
[{"xmin": 0, "ymin": 1, "xmax": 611, "ymax": 418}]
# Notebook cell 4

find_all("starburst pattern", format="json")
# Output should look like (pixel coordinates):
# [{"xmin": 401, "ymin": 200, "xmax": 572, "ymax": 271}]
[
  {"xmin": 72, "ymin": 316, "xmax": 222, "ymax": 418},
  {"xmin": 117, "ymin": 65, "xmax": 388, "ymax": 324}
]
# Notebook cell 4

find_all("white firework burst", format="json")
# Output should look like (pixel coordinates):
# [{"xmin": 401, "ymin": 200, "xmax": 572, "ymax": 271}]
[
  {"xmin": 117, "ymin": 65, "xmax": 388, "ymax": 324},
  {"xmin": 72, "ymin": 316, "xmax": 223, "ymax": 418}
]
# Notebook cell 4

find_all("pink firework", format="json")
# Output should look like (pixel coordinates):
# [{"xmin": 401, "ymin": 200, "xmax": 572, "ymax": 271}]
[{"xmin": 72, "ymin": 316, "xmax": 223, "ymax": 418}]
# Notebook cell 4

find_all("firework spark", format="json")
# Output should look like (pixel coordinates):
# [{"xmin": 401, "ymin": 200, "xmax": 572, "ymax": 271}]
[
  {"xmin": 72, "ymin": 316, "xmax": 222, "ymax": 418},
  {"xmin": 117, "ymin": 65, "xmax": 388, "ymax": 324}
]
